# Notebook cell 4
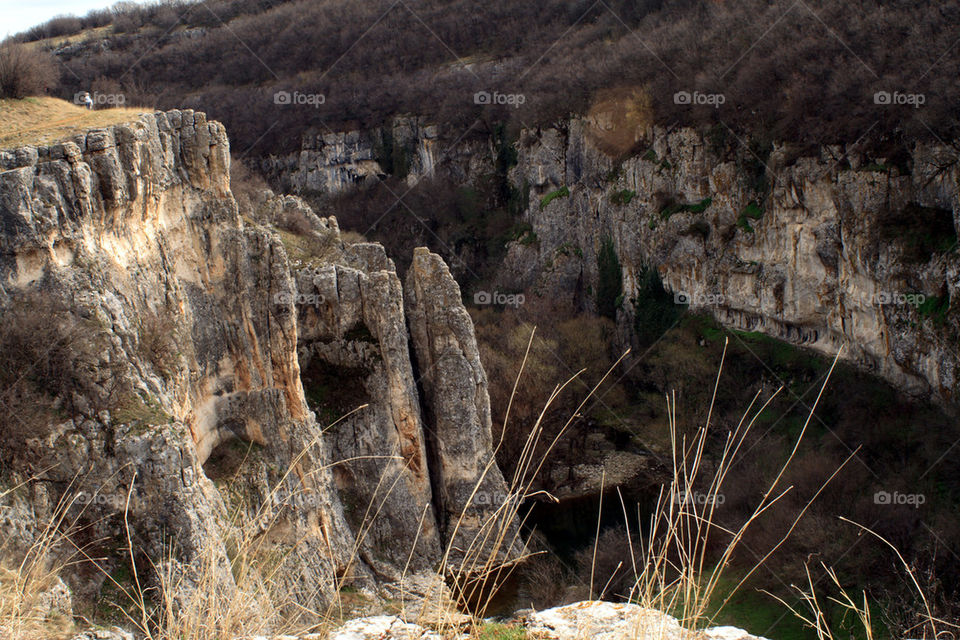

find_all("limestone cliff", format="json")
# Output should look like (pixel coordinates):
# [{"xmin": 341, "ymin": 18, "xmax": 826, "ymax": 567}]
[
  {"xmin": 0, "ymin": 111, "xmax": 517, "ymax": 623},
  {"xmin": 258, "ymin": 117, "xmax": 445, "ymax": 195},
  {"xmin": 405, "ymin": 248, "xmax": 522, "ymax": 569},
  {"xmin": 267, "ymin": 118, "xmax": 959, "ymax": 405},
  {"xmin": 500, "ymin": 121, "xmax": 959, "ymax": 403}
]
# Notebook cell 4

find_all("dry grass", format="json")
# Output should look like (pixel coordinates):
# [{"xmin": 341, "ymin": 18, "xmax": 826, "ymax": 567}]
[
  {"xmin": 23, "ymin": 26, "xmax": 114, "ymax": 52},
  {"xmin": 0, "ymin": 332, "xmax": 945, "ymax": 640},
  {"xmin": 0, "ymin": 97, "xmax": 148, "ymax": 150},
  {"xmin": 0, "ymin": 482, "xmax": 80, "ymax": 640},
  {"xmin": 766, "ymin": 522, "xmax": 959, "ymax": 640},
  {"xmin": 621, "ymin": 341, "xmax": 854, "ymax": 632}
]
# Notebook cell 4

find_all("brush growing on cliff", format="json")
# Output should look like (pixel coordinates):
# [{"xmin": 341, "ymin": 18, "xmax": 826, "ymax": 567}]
[{"xmin": 621, "ymin": 342, "xmax": 854, "ymax": 632}]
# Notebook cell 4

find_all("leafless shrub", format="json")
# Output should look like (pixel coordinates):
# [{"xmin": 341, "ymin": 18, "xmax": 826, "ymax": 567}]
[
  {"xmin": 516, "ymin": 540, "xmax": 575, "ymax": 609},
  {"xmin": 0, "ymin": 44, "xmax": 59, "ymax": 99},
  {"xmin": 0, "ymin": 292, "xmax": 126, "ymax": 471},
  {"xmin": 230, "ymin": 158, "xmax": 271, "ymax": 220},
  {"xmin": 575, "ymin": 526, "xmax": 639, "ymax": 601},
  {"xmin": 137, "ymin": 308, "xmax": 180, "ymax": 381}
]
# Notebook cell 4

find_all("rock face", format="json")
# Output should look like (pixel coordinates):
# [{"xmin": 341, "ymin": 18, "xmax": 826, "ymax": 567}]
[
  {"xmin": 327, "ymin": 615, "xmax": 442, "ymax": 640},
  {"xmin": 313, "ymin": 601, "xmax": 769, "ymax": 640},
  {"xmin": 289, "ymin": 223, "xmax": 443, "ymax": 578},
  {"xmin": 0, "ymin": 111, "xmax": 518, "ymax": 624},
  {"xmin": 268, "ymin": 118, "xmax": 960, "ymax": 404},
  {"xmin": 405, "ymin": 248, "xmax": 522, "ymax": 568},
  {"xmin": 258, "ymin": 117, "xmax": 443, "ymax": 195},
  {"xmin": 0, "ymin": 109, "xmax": 356, "ymax": 617},
  {"xmin": 526, "ymin": 601, "xmax": 769, "ymax": 640},
  {"xmin": 500, "ymin": 121, "xmax": 960, "ymax": 404}
]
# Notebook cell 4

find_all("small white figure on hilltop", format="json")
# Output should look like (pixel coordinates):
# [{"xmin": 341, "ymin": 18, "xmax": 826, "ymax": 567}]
[{"xmin": 82, "ymin": 92, "xmax": 94, "ymax": 110}]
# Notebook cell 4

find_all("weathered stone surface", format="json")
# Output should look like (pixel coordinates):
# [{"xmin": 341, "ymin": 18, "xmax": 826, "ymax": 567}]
[
  {"xmin": 1, "ymin": 113, "xmax": 525, "ymax": 626},
  {"xmin": 0, "ymin": 112, "xmax": 355, "ymax": 620},
  {"xmin": 69, "ymin": 628, "xmax": 135, "ymax": 640},
  {"xmin": 257, "ymin": 117, "xmax": 442, "ymax": 194},
  {"xmin": 288, "ymin": 205, "xmax": 442, "ymax": 579},
  {"xmin": 525, "ymin": 601, "xmax": 768, "ymax": 640},
  {"xmin": 500, "ymin": 120, "xmax": 960, "ymax": 404},
  {"xmin": 269, "ymin": 115, "xmax": 960, "ymax": 404},
  {"xmin": 405, "ymin": 248, "xmax": 523, "ymax": 569},
  {"xmin": 328, "ymin": 616, "xmax": 442, "ymax": 640}
]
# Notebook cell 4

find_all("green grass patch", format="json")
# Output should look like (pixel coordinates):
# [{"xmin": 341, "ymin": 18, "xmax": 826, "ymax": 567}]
[
  {"xmin": 508, "ymin": 221, "xmax": 538, "ymax": 246},
  {"xmin": 735, "ymin": 201, "xmax": 764, "ymax": 233},
  {"xmin": 732, "ymin": 330, "xmax": 824, "ymax": 375},
  {"xmin": 610, "ymin": 188, "xmax": 637, "ymax": 205},
  {"xmin": 477, "ymin": 622, "xmax": 527, "ymax": 640},
  {"xmin": 556, "ymin": 242, "xmax": 583, "ymax": 258},
  {"xmin": 741, "ymin": 201, "xmax": 764, "ymax": 219},
  {"xmin": 539, "ymin": 186, "xmax": 570, "ymax": 210},
  {"xmin": 661, "ymin": 197, "xmax": 712, "ymax": 220},
  {"xmin": 917, "ymin": 294, "xmax": 950, "ymax": 323},
  {"xmin": 114, "ymin": 392, "xmax": 171, "ymax": 432}
]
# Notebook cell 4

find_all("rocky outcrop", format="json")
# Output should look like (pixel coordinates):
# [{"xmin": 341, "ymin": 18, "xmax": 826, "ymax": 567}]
[
  {"xmin": 526, "ymin": 601, "xmax": 768, "ymax": 640},
  {"xmin": 0, "ymin": 111, "xmax": 518, "ymax": 625},
  {"xmin": 286, "ymin": 217, "xmax": 443, "ymax": 579},
  {"xmin": 75, "ymin": 602, "xmax": 768, "ymax": 640},
  {"xmin": 0, "ymin": 109, "xmax": 358, "ymax": 616},
  {"xmin": 327, "ymin": 616, "xmax": 443, "ymax": 640},
  {"xmin": 500, "ymin": 120, "xmax": 960, "ymax": 404},
  {"xmin": 405, "ymin": 247, "xmax": 522, "ymax": 568},
  {"xmin": 258, "ymin": 117, "xmax": 444, "ymax": 195},
  {"xmin": 267, "ymin": 117, "xmax": 960, "ymax": 405}
]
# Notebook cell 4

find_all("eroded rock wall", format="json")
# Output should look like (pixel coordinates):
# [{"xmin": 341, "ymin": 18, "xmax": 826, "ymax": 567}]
[
  {"xmin": 405, "ymin": 247, "xmax": 522, "ymax": 569},
  {"xmin": 0, "ymin": 111, "xmax": 520, "ymax": 623},
  {"xmin": 500, "ymin": 121, "xmax": 960, "ymax": 403},
  {"xmin": 0, "ymin": 110, "xmax": 362, "ymax": 615}
]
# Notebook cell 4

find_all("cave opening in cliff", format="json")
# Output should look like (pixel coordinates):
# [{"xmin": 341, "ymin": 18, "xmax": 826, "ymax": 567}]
[
  {"xmin": 202, "ymin": 435, "xmax": 263, "ymax": 482},
  {"xmin": 298, "ymin": 354, "xmax": 371, "ymax": 426}
]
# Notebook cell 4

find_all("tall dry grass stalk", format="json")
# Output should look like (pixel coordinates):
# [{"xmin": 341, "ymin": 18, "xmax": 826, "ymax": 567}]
[
  {"xmin": 398, "ymin": 334, "xmax": 861, "ymax": 639},
  {"xmin": 618, "ymin": 341, "xmax": 859, "ymax": 634},
  {"xmin": 426, "ymin": 327, "xmax": 633, "ymax": 631},
  {"xmin": 4, "ymin": 330, "xmax": 946, "ymax": 640},
  {"xmin": 764, "ymin": 521, "xmax": 959, "ymax": 640},
  {"xmin": 0, "ymin": 477, "xmax": 91, "ymax": 640},
  {"xmin": 57, "ymin": 404, "xmax": 423, "ymax": 640}
]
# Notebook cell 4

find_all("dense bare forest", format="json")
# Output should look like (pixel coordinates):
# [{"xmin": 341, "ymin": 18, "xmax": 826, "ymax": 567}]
[{"xmin": 18, "ymin": 0, "xmax": 960, "ymax": 155}]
